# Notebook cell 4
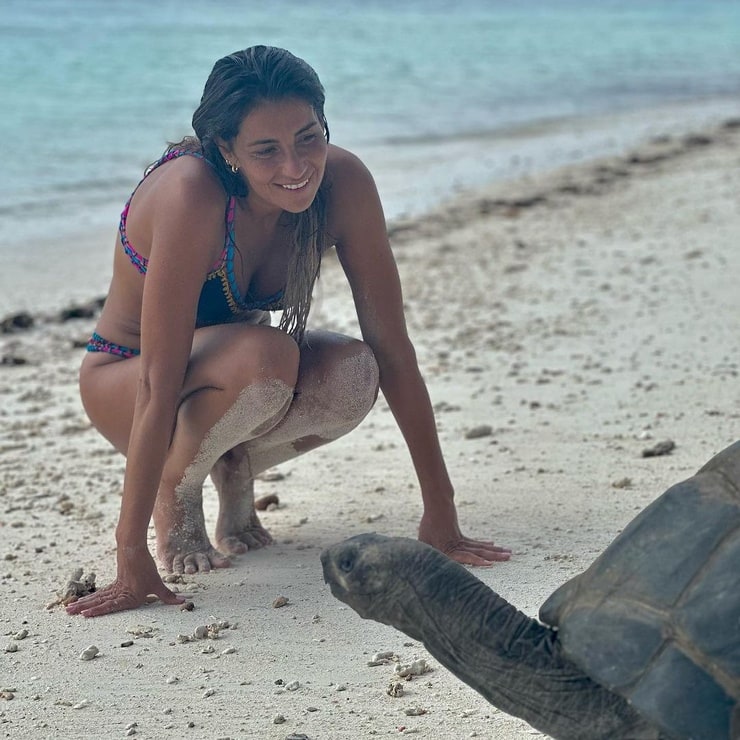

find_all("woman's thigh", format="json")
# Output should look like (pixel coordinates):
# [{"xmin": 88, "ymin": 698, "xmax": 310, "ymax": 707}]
[{"xmin": 79, "ymin": 323, "xmax": 299, "ymax": 456}]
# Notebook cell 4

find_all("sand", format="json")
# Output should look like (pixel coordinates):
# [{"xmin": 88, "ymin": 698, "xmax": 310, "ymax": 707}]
[{"xmin": 1, "ymin": 120, "xmax": 738, "ymax": 740}]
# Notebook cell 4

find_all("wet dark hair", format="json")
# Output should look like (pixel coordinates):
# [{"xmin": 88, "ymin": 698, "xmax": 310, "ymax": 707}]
[
  {"xmin": 168, "ymin": 46, "xmax": 332, "ymax": 341},
  {"xmin": 191, "ymin": 45, "xmax": 329, "ymax": 198}
]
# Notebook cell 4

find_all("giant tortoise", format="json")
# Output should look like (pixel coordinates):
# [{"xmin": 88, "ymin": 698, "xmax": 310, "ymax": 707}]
[{"xmin": 321, "ymin": 441, "xmax": 740, "ymax": 739}]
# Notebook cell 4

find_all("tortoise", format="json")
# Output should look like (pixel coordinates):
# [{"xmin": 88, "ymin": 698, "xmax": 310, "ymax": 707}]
[{"xmin": 321, "ymin": 441, "xmax": 740, "ymax": 739}]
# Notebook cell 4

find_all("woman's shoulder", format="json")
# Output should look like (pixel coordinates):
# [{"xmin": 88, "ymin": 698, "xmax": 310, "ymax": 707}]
[
  {"xmin": 148, "ymin": 151, "xmax": 226, "ymax": 209},
  {"xmin": 127, "ymin": 150, "xmax": 229, "ymax": 257},
  {"xmin": 324, "ymin": 145, "xmax": 385, "ymax": 245},
  {"xmin": 324, "ymin": 144, "xmax": 379, "ymax": 206},
  {"xmin": 326, "ymin": 144, "xmax": 372, "ymax": 180}
]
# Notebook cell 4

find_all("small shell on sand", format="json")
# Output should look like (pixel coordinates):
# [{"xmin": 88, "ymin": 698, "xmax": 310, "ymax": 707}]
[{"xmin": 272, "ymin": 595, "xmax": 290, "ymax": 608}]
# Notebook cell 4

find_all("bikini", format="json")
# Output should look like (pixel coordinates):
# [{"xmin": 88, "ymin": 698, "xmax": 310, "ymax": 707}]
[{"xmin": 87, "ymin": 149, "xmax": 284, "ymax": 359}]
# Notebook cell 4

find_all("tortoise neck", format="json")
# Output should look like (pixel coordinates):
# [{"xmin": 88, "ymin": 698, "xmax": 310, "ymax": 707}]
[{"xmin": 393, "ymin": 552, "xmax": 660, "ymax": 739}]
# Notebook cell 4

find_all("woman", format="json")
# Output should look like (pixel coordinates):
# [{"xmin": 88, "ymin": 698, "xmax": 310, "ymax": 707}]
[{"xmin": 67, "ymin": 46, "xmax": 510, "ymax": 618}]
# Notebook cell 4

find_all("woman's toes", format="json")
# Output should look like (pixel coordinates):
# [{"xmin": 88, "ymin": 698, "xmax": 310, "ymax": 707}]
[{"xmin": 219, "ymin": 536, "xmax": 249, "ymax": 555}]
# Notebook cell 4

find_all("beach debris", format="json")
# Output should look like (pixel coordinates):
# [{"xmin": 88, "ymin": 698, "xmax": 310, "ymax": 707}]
[
  {"xmin": 642, "ymin": 439, "xmax": 676, "ymax": 458},
  {"xmin": 611, "ymin": 477, "xmax": 633, "ymax": 489},
  {"xmin": 0, "ymin": 690, "xmax": 15, "ymax": 700},
  {"xmin": 0, "ymin": 354, "xmax": 27, "ymax": 366},
  {"xmin": 387, "ymin": 681, "xmax": 405, "ymax": 698},
  {"xmin": 180, "ymin": 601, "xmax": 195, "ymax": 611},
  {"xmin": 395, "ymin": 659, "xmax": 432, "ymax": 678},
  {"xmin": 127, "ymin": 625, "xmax": 156, "ymax": 639},
  {"xmin": 272, "ymin": 595, "xmax": 290, "ymax": 608},
  {"xmin": 404, "ymin": 706, "xmax": 428, "ymax": 716},
  {"xmin": 0, "ymin": 312, "xmax": 34, "ymax": 334},
  {"xmin": 57, "ymin": 298, "xmax": 105, "ymax": 322},
  {"xmin": 367, "ymin": 650, "xmax": 397, "ymax": 667},
  {"xmin": 258, "ymin": 468, "xmax": 287, "ymax": 482},
  {"xmin": 202, "ymin": 688, "xmax": 216, "ymax": 698},
  {"xmin": 13, "ymin": 629, "xmax": 28, "ymax": 641},
  {"xmin": 255, "ymin": 493, "xmax": 280, "ymax": 511},
  {"xmin": 177, "ymin": 619, "xmax": 230, "ymax": 643},
  {"xmin": 162, "ymin": 574, "xmax": 187, "ymax": 584},
  {"xmin": 47, "ymin": 567, "xmax": 97, "ymax": 609},
  {"xmin": 273, "ymin": 714, "xmax": 287, "ymax": 724},
  {"xmin": 79, "ymin": 645, "xmax": 100, "ymax": 661},
  {"xmin": 285, "ymin": 680, "xmax": 300, "ymax": 692},
  {"xmin": 285, "ymin": 734, "xmax": 310, "ymax": 740},
  {"xmin": 464, "ymin": 424, "xmax": 493, "ymax": 440},
  {"xmin": 4, "ymin": 643, "xmax": 19, "ymax": 653}
]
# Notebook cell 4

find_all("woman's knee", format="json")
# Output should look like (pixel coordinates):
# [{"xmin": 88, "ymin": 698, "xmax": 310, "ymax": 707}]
[
  {"xmin": 190, "ymin": 324, "xmax": 301, "ymax": 393},
  {"xmin": 316, "ymin": 337, "xmax": 379, "ymax": 423}
]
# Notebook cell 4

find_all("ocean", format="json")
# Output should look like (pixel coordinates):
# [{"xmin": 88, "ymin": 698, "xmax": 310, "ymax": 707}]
[{"xmin": 1, "ymin": 0, "xmax": 739, "ymax": 313}]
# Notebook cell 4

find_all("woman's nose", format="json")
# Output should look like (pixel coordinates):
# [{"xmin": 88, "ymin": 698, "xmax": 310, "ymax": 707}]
[{"xmin": 283, "ymin": 148, "xmax": 307, "ymax": 179}]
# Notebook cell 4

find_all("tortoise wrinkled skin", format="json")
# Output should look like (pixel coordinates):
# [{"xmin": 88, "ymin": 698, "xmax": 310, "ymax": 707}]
[{"xmin": 322, "ymin": 441, "xmax": 740, "ymax": 740}]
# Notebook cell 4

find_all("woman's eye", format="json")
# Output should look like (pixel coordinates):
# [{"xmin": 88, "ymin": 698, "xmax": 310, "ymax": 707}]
[
  {"xmin": 300, "ymin": 134, "xmax": 317, "ymax": 145},
  {"xmin": 254, "ymin": 147, "xmax": 277, "ymax": 158}
]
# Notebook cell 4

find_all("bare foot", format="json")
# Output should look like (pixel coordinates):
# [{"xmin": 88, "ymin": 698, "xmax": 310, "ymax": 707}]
[
  {"xmin": 215, "ymin": 508, "xmax": 274, "ymax": 555},
  {"xmin": 211, "ymin": 452, "xmax": 274, "ymax": 555},
  {"xmin": 153, "ymin": 488, "xmax": 230, "ymax": 574}
]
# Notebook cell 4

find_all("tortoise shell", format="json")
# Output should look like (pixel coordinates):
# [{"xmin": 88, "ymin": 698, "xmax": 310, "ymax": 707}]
[{"xmin": 539, "ymin": 441, "xmax": 740, "ymax": 739}]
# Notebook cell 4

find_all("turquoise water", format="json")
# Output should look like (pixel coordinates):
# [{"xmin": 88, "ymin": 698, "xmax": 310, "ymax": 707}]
[{"xmin": 1, "ymin": 0, "xmax": 739, "ymax": 311}]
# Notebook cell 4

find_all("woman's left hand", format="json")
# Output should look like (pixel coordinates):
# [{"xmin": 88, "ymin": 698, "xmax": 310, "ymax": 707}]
[{"xmin": 418, "ymin": 510, "xmax": 512, "ymax": 566}]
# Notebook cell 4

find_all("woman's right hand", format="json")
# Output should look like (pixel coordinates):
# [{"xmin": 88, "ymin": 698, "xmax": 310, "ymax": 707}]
[{"xmin": 66, "ymin": 548, "xmax": 186, "ymax": 618}]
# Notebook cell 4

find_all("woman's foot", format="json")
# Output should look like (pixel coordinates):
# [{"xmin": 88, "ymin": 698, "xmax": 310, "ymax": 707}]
[
  {"xmin": 211, "ymin": 453, "xmax": 274, "ymax": 555},
  {"xmin": 153, "ymin": 487, "xmax": 231, "ymax": 574}
]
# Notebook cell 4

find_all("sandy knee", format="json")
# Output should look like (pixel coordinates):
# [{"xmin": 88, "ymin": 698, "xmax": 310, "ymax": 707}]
[{"xmin": 317, "ymin": 339, "xmax": 379, "ymax": 423}]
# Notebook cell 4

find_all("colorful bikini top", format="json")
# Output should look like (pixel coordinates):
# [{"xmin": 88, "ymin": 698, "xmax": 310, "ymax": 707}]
[{"xmin": 120, "ymin": 149, "xmax": 284, "ymax": 327}]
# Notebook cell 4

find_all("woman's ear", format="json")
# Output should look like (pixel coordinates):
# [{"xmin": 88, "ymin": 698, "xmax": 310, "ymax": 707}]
[{"xmin": 215, "ymin": 138, "xmax": 233, "ymax": 165}]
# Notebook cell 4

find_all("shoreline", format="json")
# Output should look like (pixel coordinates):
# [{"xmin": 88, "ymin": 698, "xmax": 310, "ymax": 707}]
[
  {"xmin": 0, "ymin": 115, "xmax": 738, "ymax": 739},
  {"xmin": 2, "ymin": 113, "xmax": 737, "ymax": 336},
  {"xmin": 2, "ymin": 93, "xmax": 739, "ymax": 316}
]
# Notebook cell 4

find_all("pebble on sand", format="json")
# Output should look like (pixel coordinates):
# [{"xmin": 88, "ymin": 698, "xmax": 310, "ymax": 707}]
[{"xmin": 79, "ymin": 645, "xmax": 100, "ymax": 661}]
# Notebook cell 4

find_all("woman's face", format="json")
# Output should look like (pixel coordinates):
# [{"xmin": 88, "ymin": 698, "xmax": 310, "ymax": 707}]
[{"xmin": 222, "ymin": 97, "xmax": 328, "ymax": 215}]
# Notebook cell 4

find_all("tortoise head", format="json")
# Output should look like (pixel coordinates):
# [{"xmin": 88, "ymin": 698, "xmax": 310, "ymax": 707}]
[{"xmin": 321, "ymin": 533, "xmax": 438, "ymax": 630}]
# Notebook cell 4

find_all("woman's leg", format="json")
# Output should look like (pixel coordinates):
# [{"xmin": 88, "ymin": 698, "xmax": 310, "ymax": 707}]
[
  {"xmin": 209, "ymin": 330, "xmax": 379, "ymax": 554},
  {"xmin": 79, "ymin": 323, "xmax": 300, "ymax": 574}
]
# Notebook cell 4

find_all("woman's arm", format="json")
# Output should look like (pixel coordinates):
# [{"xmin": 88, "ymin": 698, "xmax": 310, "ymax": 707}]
[
  {"xmin": 329, "ymin": 147, "xmax": 510, "ymax": 565},
  {"xmin": 67, "ymin": 162, "xmax": 227, "ymax": 616}
]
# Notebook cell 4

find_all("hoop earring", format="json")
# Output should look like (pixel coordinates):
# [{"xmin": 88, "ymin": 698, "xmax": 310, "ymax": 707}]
[{"xmin": 226, "ymin": 160, "xmax": 239, "ymax": 174}]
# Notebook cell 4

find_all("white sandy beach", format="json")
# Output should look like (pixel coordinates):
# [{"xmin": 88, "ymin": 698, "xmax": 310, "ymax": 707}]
[{"xmin": 1, "ymin": 120, "xmax": 739, "ymax": 739}]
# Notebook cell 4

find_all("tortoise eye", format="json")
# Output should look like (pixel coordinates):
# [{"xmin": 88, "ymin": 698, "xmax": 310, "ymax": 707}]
[{"xmin": 338, "ymin": 552, "xmax": 356, "ymax": 573}]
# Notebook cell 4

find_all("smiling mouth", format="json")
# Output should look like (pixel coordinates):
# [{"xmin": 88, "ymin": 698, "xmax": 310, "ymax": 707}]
[{"xmin": 280, "ymin": 176, "xmax": 310, "ymax": 191}]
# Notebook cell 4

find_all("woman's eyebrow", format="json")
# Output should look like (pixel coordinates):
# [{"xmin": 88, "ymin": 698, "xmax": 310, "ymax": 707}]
[{"xmin": 247, "ymin": 121, "xmax": 319, "ymax": 147}]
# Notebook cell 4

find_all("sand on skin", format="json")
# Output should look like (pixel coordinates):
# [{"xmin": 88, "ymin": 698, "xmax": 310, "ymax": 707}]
[{"xmin": 0, "ymin": 121, "xmax": 739, "ymax": 739}]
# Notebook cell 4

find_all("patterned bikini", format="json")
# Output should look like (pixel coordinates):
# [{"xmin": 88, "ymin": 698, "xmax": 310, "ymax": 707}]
[{"xmin": 87, "ymin": 149, "xmax": 283, "ymax": 359}]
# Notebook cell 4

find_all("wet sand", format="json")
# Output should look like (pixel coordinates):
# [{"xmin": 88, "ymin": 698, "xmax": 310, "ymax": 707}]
[{"xmin": 0, "ymin": 120, "xmax": 738, "ymax": 739}]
